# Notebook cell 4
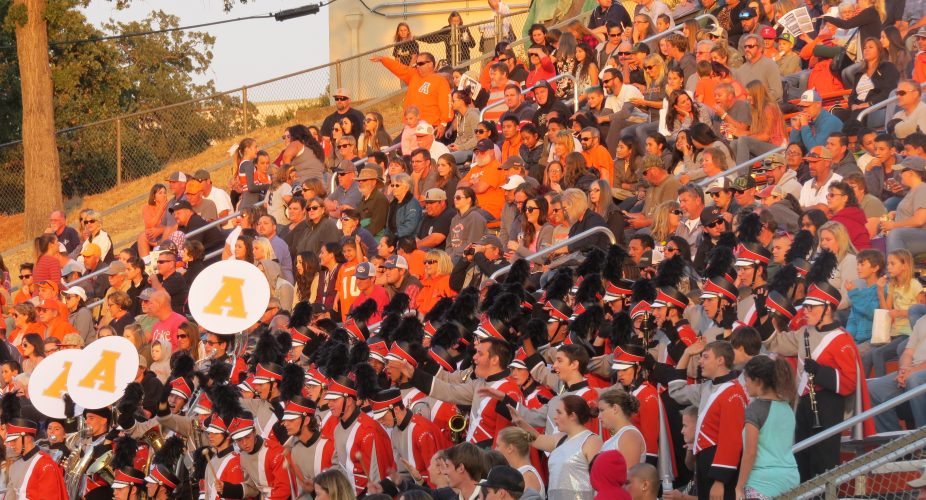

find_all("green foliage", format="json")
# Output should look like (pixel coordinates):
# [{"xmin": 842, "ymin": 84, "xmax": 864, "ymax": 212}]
[{"xmin": 0, "ymin": 0, "xmax": 240, "ymax": 213}]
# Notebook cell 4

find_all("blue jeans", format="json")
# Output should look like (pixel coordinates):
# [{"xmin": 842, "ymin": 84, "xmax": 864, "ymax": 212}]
[
  {"xmin": 887, "ymin": 227, "xmax": 926, "ymax": 254},
  {"xmin": 910, "ymin": 304, "xmax": 926, "ymax": 331},
  {"xmin": 868, "ymin": 369, "xmax": 926, "ymax": 432},
  {"xmin": 863, "ymin": 335, "xmax": 909, "ymax": 377}
]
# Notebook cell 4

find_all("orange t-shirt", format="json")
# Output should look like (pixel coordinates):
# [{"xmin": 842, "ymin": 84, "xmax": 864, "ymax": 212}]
[
  {"xmin": 12, "ymin": 289, "xmax": 32, "ymax": 305},
  {"xmin": 501, "ymin": 134, "xmax": 522, "ymax": 163},
  {"xmin": 461, "ymin": 159, "xmax": 505, "ymax": 220},
  {"xmin": 695, "ymin": 76, "xmax": 719, "ymax": 110},
  {"xmin": 336, "ymin": 259, "xmax": 361, "ymax": 316},
  {"xmin": 9, "ymin": 323, "xmax": 45, "ymax": 347},
  {"xmin": 45, "ymin": 317, "xmax": 76, "ymax": 342},
  {"xmin": 415, "ymin": 274, "xmax": 457, "ymax": 315},
  {"xmin": 582, "ymin": 145, "xmax": 614, "ymax": 186}
]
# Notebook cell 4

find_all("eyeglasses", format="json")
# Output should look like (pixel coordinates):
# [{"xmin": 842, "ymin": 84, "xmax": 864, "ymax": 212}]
[
  {"xmin": 424, "ymin": 260, "xmax": 437, "ymax": 265},
  {"xmin": 19, "ymin": 274, "xmax": 31, "ymax": 279},
  {"xmin": 365, "ymin": 117, "xmax": 377, "ymax": 122},
  {"xmin": 337, "ymin": 144, "xmax": 351, "ymax": 149},
  {"xmin": 475, "ymin": 129, "xmax": 488, "ymax": 134},
  {"xmin": 333, "ymin": 96, "xmax": 349, "ymax": 101},
  {"xmin": 308, "ymin": 205, "xmax": 323, "ymax": 211},
  {"xmin": 157, "ymin": 260, "xmax": 173, "ymax": 264},
  {"xmin": 706, "ymin": 219, "xmax": 725, "ymax": 228},
  {"xmin": 84, "ymin": 219, "xmax": 97, "ymax": 224},
  {"xmin": 416, "ymin": 60, "xmax": 434, "ymax": 66},
  {"xmin": 579, "ymin": 136, "xmax": 592, "ymax": 142},
  {"xmin": 826, "ymin": 192, "xmax": 846, "ymax": 198},
  {"xmin": 644, "ymin": 65, "xmax": 657, "ymax": 70},
  {"xmin": 743, "ymin": 44, "xmax": 758, "ymax": 49}
]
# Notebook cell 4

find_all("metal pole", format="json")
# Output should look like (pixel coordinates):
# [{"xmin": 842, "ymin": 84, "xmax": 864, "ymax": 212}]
[
  {"xmin": 242, "ymin": 86, "xmax": 249, "ymax": 134},
  {"xmin": 857, "ymin": 81, "xmax": 926, "ymax": 122},
  {"xmin": 495, "ymin": 12, "xmax": 502, "ymax": 45},
  {"xmin": 335, "ymin": 60, "xmax": 343, "ymax": 88},
  {"xmin": 450, "ymin": 24, "xmax": 460, "ymax": 67},
  {"xmin": 115, "ymin": 118, "xmax": 122, "ymax": 185},
  {"xmin": 641, "ymin": 14, "xmax": 719, "ymax": 45},
  {"xmin": 697, "ymin": 146, "xmax": 787, "ymax": 187},
  {"xmin": 489, "ymin": 226, "xmax": 617, "ymax": 281}
]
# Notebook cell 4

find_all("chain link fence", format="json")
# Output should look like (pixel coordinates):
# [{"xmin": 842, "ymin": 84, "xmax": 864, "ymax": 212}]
[{"xmin": 783, "ymin": 427, "xmax": 926, "ymax": 499}]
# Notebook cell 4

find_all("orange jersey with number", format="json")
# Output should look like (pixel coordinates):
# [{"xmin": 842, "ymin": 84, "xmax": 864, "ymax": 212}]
[{"xmin": 337, "ymin": 259, "xmax": 361, "ymax": 315}]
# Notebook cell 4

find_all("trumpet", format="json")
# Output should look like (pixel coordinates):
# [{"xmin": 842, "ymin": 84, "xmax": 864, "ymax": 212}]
[
  {"xmin": 803, "ymin": 329, "xmax": 823, "ymax": 429},
  {"xmin": 448, "ymin": 412, "xmax": 468, "ymax": 443}
]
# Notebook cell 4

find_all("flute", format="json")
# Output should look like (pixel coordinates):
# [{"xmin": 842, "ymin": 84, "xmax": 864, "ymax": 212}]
[{"xmin": 803, "ymin": 329, "xmax": 823, "ymax": 429}]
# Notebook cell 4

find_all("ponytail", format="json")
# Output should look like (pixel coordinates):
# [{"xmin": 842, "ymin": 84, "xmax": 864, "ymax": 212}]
[
  {"xmin": 744, "ymin": 355, "xmax": 796, "ymax": 405},
  {"xmin": 234, "ymin": 137, "xmax": 257, "ymax": 166},
  {"xmin": 773, "ymin": 356, "xmax": 796, "ymax": 405}
]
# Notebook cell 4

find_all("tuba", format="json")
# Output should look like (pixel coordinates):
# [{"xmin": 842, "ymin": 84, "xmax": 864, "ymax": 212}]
[
  {"xmin": 64, "ymin": 417, "xmax": 94, "ymax": 499},
  {"xmin": 141, "ymin": 426, "xmax": 165, "ymax": 473}
]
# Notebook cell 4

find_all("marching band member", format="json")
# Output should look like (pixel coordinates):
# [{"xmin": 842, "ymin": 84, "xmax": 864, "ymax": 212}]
[
  {"xmin": 371, "ymin": 388, "xmax": 449, "ymax": 486},
  {"xmin": 111, "ymin": 467, "xmax": 147, "ymax": 500},
  {"xmin": 281, "ymin": 395, "xmax": 337, "ymax": 498},
  {"xmin": 384, "ymin": 339, "xmax": 432, "ymax": 417},
  {"xmin": 325, "ymin": 364, "xmax": 395, "ymax": 494},
  {"xmin": 4, "ymin": 418, "xmax": 68, "ymax": 499},
  {"xmin": 144, "ymin": 463, "xmax": 181, "ymax": 500},
  {"xmin": 203, "ymin": 413, "xmax": 244, "ymax": 500},
  {"xmin": 733, "ymin": 241, "xmax": 772, "ymax": 326},
  {"xmin": 610, "ymin": 344, "xmax": 658, "ymax": 465},
  {"xmin": 221, "ymin": 412, "xmax": 290, "ymax": 499}
]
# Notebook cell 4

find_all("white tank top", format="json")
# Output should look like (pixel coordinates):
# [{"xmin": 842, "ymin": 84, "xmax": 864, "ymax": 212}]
[
  {"xmin": 517, "ymin": 464, "xmax": 546, "ymax": 497},
  {"xmin": 602, "ymin": 424, "xmax": 646, "ymax": 464}
]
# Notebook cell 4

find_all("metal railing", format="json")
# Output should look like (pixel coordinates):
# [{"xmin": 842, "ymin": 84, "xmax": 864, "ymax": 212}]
[
  {"xmin": 696, "ymin": 145, "xmax": 787, "ymax": 188},
  {"xmin": 369, "ymin": 1, "xmax": 530, "ymax": 18},
  {"xmin": 792, "ymin": 381, "xmax": 926, "ymax": 453},
  {"xmin": 856, "ymin": 81, "xmax": 926, "ymax": 123},
  {"xmin": 489, "ymin": 226, "xmax": 617, "ymax": 280},
  {"xmin": 641, "ymin": 13, "xmax": 719, "ymax": 45},
  {"xmin": 478, "ymin": 73, "xmax": 580, "ymax": 122}
]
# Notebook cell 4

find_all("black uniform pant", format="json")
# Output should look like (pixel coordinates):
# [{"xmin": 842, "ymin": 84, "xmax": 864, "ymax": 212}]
[
  {"xmin": 695, "ymin": 446, "xmax": 737, "ymax": 500},
  {"xmin": 795, "ymin": 391, "xmax": 846, "ymax": 482}
]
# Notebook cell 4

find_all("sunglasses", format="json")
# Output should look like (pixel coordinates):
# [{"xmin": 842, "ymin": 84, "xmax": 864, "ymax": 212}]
[
  {"xmin": 706, "ymin": 219, "xmax": 725, "ymax": 228},
  {"xmin": 475, "ymin": 129, "xmax": 488, "ymax": 134},
  {"xmin": 609, "ymin": 32, "xmax": 622, "ymax": 37},
  {"xmin": 281, "ymin": 134, "xmax": 291, "ymax": 140},
  {"xmin": 157, "ymin": 260, "xmax": 173, "ymax": 264},
  {"xmin": 644, "ymin": 65, "xmax": 657, "ymax": 70},
  {"xmin": 665, "ymin": 246, "xmax": 679, "ymax": 252},
  {"xmin": 602, "ymin": 78, "xmax": 614, "ymax": 85},
  {"xmin": 579, "ymin": 136, "xmax": 592, "ymax": 142},
  {"xmin": 497, "ymin": 57, "xmax": 509, "ymax": 63},
  {"xmin": 308, "ymin": 205, "xmax": 322, "ymax": 211},
  {"xmin": 19, "ymin": 274, "xmax": 31, "ymax": 279},
  {"xmin": 177, "ymin": 334, "xmax": 189, "ymax": 339},
  {"xmin": 618, "ymin": 51, "xmax": 631, "ymax": 56},
  {"xmin": 204, "ymin": 340, "xmax": 223, "ymax": 346},
  {"xmin": 84, "ymin": 219, "xmax": 97, "ymax": 224},
  {"xmin": 337, "ymin": 144, "xmax": 351, "ymax": 149},
  {"xmin": 897, "ymin": 90, "xmax": 914, "ymax": 97},
  {"xmin": 416, "ymin": 60, "xmax": 434, "ymax": 66},
  {"xmin": 709, "ymin": 192, "xmax": 722, "ymax": 198},
  {"xmin": 525, "ymin": 206, "xmax": 538, "ymax": 212},
  {"xmin": 424, "ymin": 260, "xmax": 437, "ymax": 265},
  {"xmin": 333, "ymin": 96, "xmax": 349, "ymax": 101}
]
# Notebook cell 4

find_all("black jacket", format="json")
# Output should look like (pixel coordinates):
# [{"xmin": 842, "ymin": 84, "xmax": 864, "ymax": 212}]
[{"xmin": 567, "ymin": 209, "xmax": 610, "ymax": 253}]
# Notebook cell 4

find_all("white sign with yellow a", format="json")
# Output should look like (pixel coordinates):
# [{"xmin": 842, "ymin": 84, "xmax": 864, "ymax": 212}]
[
  {"xmin": 187, "ymin": 260, "xmax": 271, "ymax": 334},
  {"xmin": 29, "ymin": 336, "xmax": 139, "ymax": 418}
]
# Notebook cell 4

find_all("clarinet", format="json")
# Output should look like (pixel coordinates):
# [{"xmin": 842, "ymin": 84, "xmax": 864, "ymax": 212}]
[{"xmin": 803, "ymin": 329, "xmax": 823, "ymax": 429}]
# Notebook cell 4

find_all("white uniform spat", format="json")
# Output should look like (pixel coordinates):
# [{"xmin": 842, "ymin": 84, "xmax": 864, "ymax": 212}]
[
  {"xmin": 547, "ymin": 430, "xmax": 596, "ymax": 500},
  {"xmin": 285, "ymin": 432, "xmax": 338, "ymax": 499}
]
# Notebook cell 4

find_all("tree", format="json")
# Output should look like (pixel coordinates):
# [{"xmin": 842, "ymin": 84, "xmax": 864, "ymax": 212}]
[{"xmin": 7, "ymin": 0, "xmax": 62, "ymax": 238}]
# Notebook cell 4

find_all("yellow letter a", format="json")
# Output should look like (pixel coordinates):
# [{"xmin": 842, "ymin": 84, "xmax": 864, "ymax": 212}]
[
  {"xmin": 202, "ymin": 277, "xmax": 247, "ymax": 318},
  {"xmin": 42, "ymin": 361, "xmax": 72, "ymax": 398},
  {"xmin": 78, "ymin": 351, "xmax": 120, "ymax": 392}
]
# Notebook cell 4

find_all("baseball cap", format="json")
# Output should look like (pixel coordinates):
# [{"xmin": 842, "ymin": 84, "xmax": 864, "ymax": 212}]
[
  {"xmin": 333, "ymin": 87, "xmax": 350, "ymax": 98},
  {"xmin": 478, "ymin": 465, "xmax": 525, "ymax": 494},
  {"xmin": 700, "ymin": 206, "xmax": 724, "ymax": 226},
  {"xmin": 61, "ymin": 333, "xmax": 84, "ymax": 348},
  {"xmin": 708, "ymin": 25, "xmax": 725, "ymax": 37},
  {"xmin": 169, "ymin": 200, "xmax": 193, "ymax": 213},
  {"xmin": 80, "ymin": 243, "xmax": 101, "ymax": 257},
  {"xmin": 415, "ymin": 123, "xmax": 435, "ymax": 136},
  {"xmin": 479, "ymin": 234, "xmax": 503, "ymax": 248},
  {"xmin": 166, "ymin": 171, "xmax": 188, "ymax": 183},
  {"xmin": 185, "ymin": 179, "xmax": 203, "ymax": 195},
  {"xmin": 804, "ymin": 146, "xmax": 833, "ymax": 161},
  {"xmin": 105, "ymin": 261, "xmax": 127, "ymax": 275},
  {"xmin": 423, "ymin": 188, "xmax": 447, "ymax": 202},
  {"xmin": 138, "ymin": 287, "xmax": 156, "ymax": 301},
  {"xmin": 731, "ymin": 175, "xmax": 756, "ymax": 192},
  {"xmin": 192, "ymin": 169, "xmax": 211, "ymax": 181},
  {"xmin": 355, "ymin": 262, "xmax": 376, "ymax": 279},
  {"xmin": 383, "ymin": 255, "xmax": 409, "ymax": 270},
  {"xmin": 62, "ymin": 260, "xmax": 86, "ymax": 276},
  {"xmin": 501, "ymin": 156, "xmax": 525, "ymax": 170},
  {"xmin": 705, "ymin": 177, "xmax": 732, "ymax": 194},
  {"xmin": 760, "ymin": 26, "xmax": 777, "ymax": 39},
  {"xmin": 501, "ymin": 175, "xmax": 526, "ymax": 190},
  {"xmin": 738, "ymin": 7, "xmax": 758, "ymax": 19},
  {"xmin": 63, "ymin": 286, "xmax": 88, "ymax": 302},
  {"xmin": 778, "ymin": 33, "xmax": 795, "ymax": 44},
  {"xmin": 765, "ymin": 152, "xmax": 785, "ymax": 167},
  {"xmin": 336, "ymin": 160, "xmax": 357, "ymax": 174},
  {"xmin": 474, "ymin": 138, "xmax": 495, "ymax": 152},
  {"xmin": 38, "ymin": 280, "xmax": 60, "ymax": 293},
  {"xmin": 915, "ymin": 27, "xmax": 926, "ymax": 38},
  {"xmin": 799, "ymin": 89, "xmax": 822, "ymax": 106},
  {"xmin": 897, "ymin": 156, "xmax": 926, "ymax": 173}
]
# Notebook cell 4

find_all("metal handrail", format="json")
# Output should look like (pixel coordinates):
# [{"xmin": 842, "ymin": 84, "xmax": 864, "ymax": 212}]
[
  {"xmin": 856, "ymin": 81, "xmax": 926, "ymax": 122},
  {"xmin": 64, "ymin": 200, "xmax": 267, "ymax": 290},
  {"xmin": 478, "ymin": 73, "xmax": 579, "ymax": 122},
  {"xmin": 696, "ymin": 145, "xmax": 787, "ymax": 187},
  {"xmin": 370, "ymin": 2, "xmax": 530, "ymax": 17},
  {"xmin": 792, "ymin": 381, "xmax": 926, "ymax": 453},
  {"xmin": 641, "ymin": 14, "xmax": 719, "ymax": 45},
  {"xmin": 489, "ymin": 226, "xmax": 617, "ymax": 280}
]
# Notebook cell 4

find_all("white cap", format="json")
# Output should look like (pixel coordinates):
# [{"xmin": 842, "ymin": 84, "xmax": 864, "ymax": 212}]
[
  {"xmin": 415, "ymin": 123, "xmax": 434, "ymax": 135},
  {"xmin": 63, "ymin": 286, "xmax": 87, "ymax": 302},
  {"xmin": 501, "ymin": 175, "xmax": 526, "ymax": 190}
]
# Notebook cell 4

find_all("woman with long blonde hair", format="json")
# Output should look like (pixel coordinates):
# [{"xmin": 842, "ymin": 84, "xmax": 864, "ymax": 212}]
[
  {"xmin": 359, "ymin": 111, "xmax": 392, "ymax": 155},
  {"xmin": 730, "ymin": 80, "xmax": 787, "ymax": 163},
  {"xmin": 551, "ymin": 130, "xmax": 575, "ymax": 164},
  {"xmin": 414, "ymin": 249, "xmax": 457, "ymax": 315},
  {"xmin": 818, "ymin": 221, "xmax": 858, "ymax": 313},
  {"xmin": 650, "ymin": 200, "xmax": 681, "ymax": 244}
]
